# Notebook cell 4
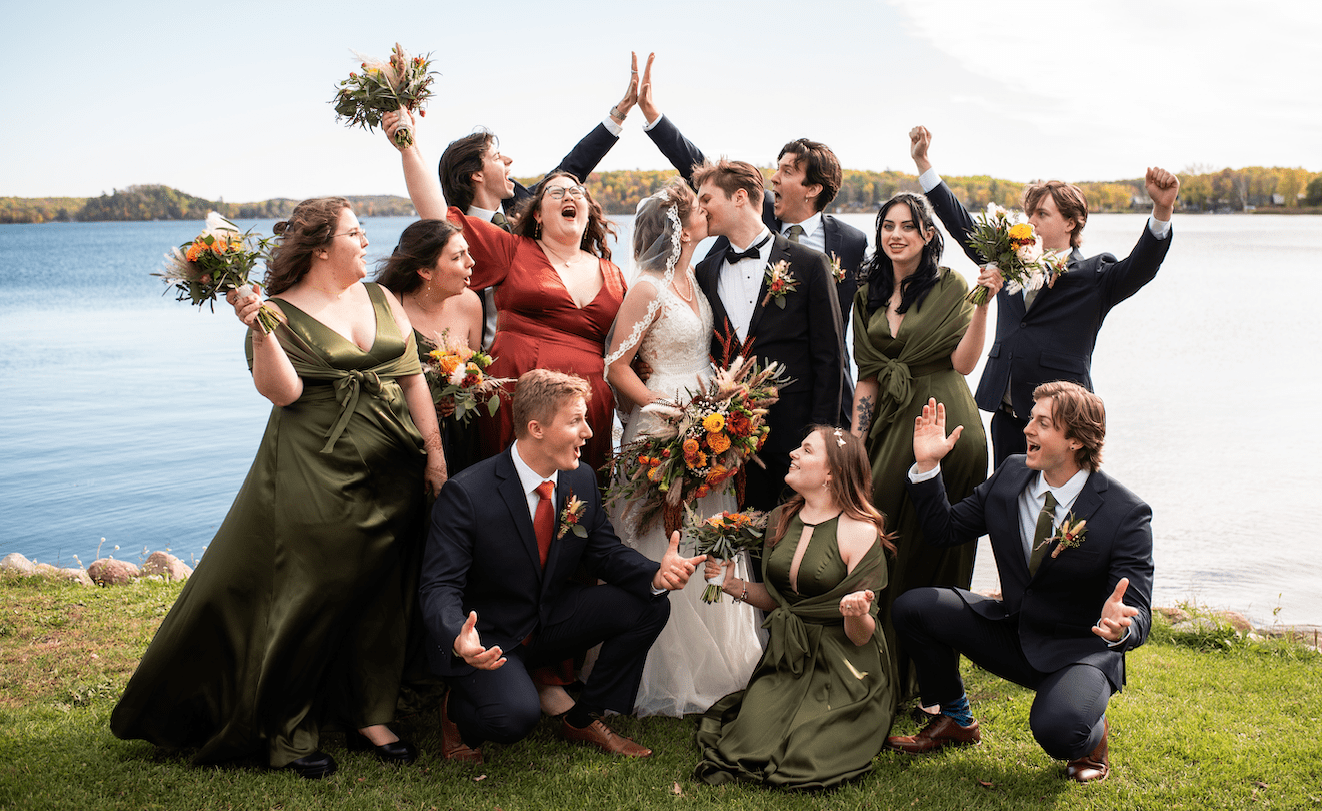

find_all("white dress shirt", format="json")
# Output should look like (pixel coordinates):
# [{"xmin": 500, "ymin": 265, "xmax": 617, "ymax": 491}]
[
  {"xmin": 782, "ymin": 212, "xmax": 825, "ymax": 255},
  {"xmin": 510, "ymin": 440, "xmax": 559, "ymax": 522},
  {"xmin": 716, "ymin": 227, "xmax": 773, "ymax": 342}
]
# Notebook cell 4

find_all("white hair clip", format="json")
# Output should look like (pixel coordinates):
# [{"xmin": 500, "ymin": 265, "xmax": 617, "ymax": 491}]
[{"xmin": 833, "ymin": 428, "xmax": 846, "ymax": 446}]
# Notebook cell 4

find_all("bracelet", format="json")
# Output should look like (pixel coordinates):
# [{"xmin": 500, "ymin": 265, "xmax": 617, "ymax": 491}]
[
  {"xmin": 731, "ymin": 580, "xmax": 748, "ymax": 604},
  {"xmin": 610, "ymin": 104, "xmax": 627, "ymax": 121}
]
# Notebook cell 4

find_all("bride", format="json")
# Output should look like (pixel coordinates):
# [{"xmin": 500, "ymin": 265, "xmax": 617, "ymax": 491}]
[{"xmin": 604, "ymin": 181, "xmax": 765, "ymax": 717}]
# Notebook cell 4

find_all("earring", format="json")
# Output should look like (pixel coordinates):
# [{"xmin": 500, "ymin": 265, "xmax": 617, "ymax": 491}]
[{"xmin": 535, "ymin": 221, "xmax": 542, "ymax": 239}]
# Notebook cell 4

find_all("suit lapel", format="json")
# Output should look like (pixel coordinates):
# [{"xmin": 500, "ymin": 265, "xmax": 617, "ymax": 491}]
[
  {"xmin": 822, "ymin": 215, "xmax": 841, "ymax": 258},
  {"xmin": 995, "ymin": 460, "xmax": 1037, "ymax": 581},
  {"xmin": 1027, "ymin": 247, "xmax": 1084, "ymax": 316},
  {"xmin": 496, "ymin": 448, "xmax": 545, "ymax": 580},
  {"xmin": 745, "ymin": 236, "xmax": 786, "ymax": 341}
]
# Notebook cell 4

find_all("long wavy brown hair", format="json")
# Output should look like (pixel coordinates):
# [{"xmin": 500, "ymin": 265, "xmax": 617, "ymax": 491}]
[
  {"xmin": 768, "ymin": 425, "xmax": 896, "ymax": 556},
  {"xmin": 263, "ymin": 197, "xmax": 350, "ymax": 295},
  {"xmin": 509, "ymin": 171, "xmax": 615, "ymax": 261}
]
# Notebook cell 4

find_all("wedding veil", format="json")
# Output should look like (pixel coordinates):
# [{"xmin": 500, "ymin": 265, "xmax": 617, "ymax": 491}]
[{"xmin": 602, "ymin": 190, "xmax": 684, "ymax": 368}]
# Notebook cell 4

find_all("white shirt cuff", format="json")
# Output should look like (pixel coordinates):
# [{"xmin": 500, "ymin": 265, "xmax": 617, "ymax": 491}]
[
  {"xmin": 602, "ymin": 116, "xmax": 623, "ymax": 137},
  {"xmin": 1147, "ymin": 215, "xmax": 1171, "ymax": 240},
  {"xmin": 908, "ymin": 462, "xmax": 941, "ymax": 483},
  {"xmin": 1099, "ymin": 620, "xmax": 1132, "ymax": 648},
  {"xmin": 919, "ymin": 168, "xmax": 942, "ymax": 193},
  {"xmin": 643, "ymin": 113, "xmax": 663, "ymax": 132}
]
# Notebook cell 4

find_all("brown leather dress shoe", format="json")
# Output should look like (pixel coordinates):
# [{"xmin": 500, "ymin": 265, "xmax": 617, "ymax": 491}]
[
  {"xmin": 559, "ymin": 719, "xmax": 652, "ymax": 757},
  {"xmin": 1065, "ymin": 718, "xmax": 1109, "ymax": 783},
  {"xmin": 886, "ymin": 715, "xmax": 982, "ymax": 754},
  {"xmin": 440, "ymin": 692, "xmax": 484, "ymax": 765}
]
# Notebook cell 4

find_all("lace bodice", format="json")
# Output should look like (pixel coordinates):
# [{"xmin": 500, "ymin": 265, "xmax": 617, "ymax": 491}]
[{"xmin": 622, "ymin": 281, "xmax": 714, "ymax": 443}]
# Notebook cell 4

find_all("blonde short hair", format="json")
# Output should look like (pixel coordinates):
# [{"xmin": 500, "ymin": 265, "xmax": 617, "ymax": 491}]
[{"xmin": 512, "ymin": 369, "xmax": 591, "ymax": 439}]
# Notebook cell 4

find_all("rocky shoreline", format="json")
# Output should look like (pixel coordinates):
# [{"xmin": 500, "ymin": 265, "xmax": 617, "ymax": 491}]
[{"xmin": 4, "ymin": 550, "xmax": 1318, "ymax": 651}]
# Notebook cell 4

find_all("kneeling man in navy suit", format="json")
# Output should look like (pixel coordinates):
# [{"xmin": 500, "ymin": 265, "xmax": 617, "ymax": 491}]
[
  {"xmin": 886, "ymin": 381, "xmax": 1152, "ymax": 783},
  {"xmin": 419, "ymin": 369, "xmax": 703, "ymax": 762}
]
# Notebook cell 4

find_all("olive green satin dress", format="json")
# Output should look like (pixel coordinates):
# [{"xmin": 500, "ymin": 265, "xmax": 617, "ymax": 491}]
[
  {"xmin": 111, "ymin": 283, "xmax": 430, "ymax": 767},
  {"xmin": 694, "ymin": 510, "xmax": 895, "ymax": 790}
]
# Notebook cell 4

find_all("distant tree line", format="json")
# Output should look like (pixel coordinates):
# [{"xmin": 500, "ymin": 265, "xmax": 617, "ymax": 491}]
[{"xmin": 5, "ymin": 167, "xmax": 1321, "ymax": 225}]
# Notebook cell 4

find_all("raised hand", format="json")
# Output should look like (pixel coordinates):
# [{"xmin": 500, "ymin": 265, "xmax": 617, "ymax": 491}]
[
  {"xmin": 453, "ymin": 610, "xmax": 505, "ymax": 670},
  {"xmin": 839, "ymin": 589, "xmax": 875, "ymax": 618},
  {"xmin": 913, "ymin": 397, "xmax": 963, "ymax": 472},
  {"xmin": 1092, "ymin": 577, "xmax": 1140, "ymax": 643},
  {"xmin": 1145, "ymin": 167, "xmax": 1180, "ymax": 218},
  {"xmin": 382, "ymin": 109, "xmax": 417, "ymax": 151},
  {"xmin": 652, "ymin": 530, "xmax": 705, "ymax": 591},
  {"xmin": 637, "ymin": 52, "xmax": 658, "ymax": 124},
  {"xmin": 910, "ymin": 125, "xmax": 933, "ymax": 174},
  {"xmin": 612, "ymin": 52, "xmax": 652, "ymax": 123},
  {"xmin": 226, "ymin": 286, "xmax": 264, "ymax": 328}
]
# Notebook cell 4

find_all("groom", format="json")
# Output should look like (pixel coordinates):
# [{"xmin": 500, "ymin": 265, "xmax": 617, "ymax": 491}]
[
  {"xmin": 691, "ymin": 159, "xmax": 846, "ymax": 511},
  {"xmin": 419, "ymin": 369, "xmax": 703, "ymax": 763},
  {"xmin": 885, "ymin": 382, "xmax": 1153, "ymax": 783}
]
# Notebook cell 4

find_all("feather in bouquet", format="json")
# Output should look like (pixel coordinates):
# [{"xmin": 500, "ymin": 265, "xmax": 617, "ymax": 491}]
[
  {"xmin": 421, "ymin": 331, "xmax": 512, "ymax": 424},
  {"xmin": 332, "ymin": 42, "xmax": 437, "ymax": 148},
  {"xmin": 963, "ymin": 202, "xmax": 1070, "ymax": 306},
  {"xmin": 604, "ymin": 355, "xmax": 790, "ymax": 535},
  {"xmin": 155, "ymin": 212, "xmax": 282, "ymax": 334},
  {"xmin": 684, "ymin": 505, "xmax": 768, "ymax": 603}
]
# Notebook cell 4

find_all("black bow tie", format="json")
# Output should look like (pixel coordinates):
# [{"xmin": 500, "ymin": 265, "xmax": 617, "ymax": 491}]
[{"xmin": 724, "ymin": 234, "xmax": 772, "ymax": 266}]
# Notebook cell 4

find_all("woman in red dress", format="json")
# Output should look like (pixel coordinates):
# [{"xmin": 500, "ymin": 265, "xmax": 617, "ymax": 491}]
[{"xmin": 447, "ymin": 173, "xmax": 624, "ymax": 475}]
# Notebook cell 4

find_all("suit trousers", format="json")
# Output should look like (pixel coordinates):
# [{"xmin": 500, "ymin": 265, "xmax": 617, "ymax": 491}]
[
  {"xmin": 447, "ymin": 583, "xmax": 670, "ymax": 747},
  {"xmin": 894, "ymin": 587, "xmax": 1111, "ymax": 761},
  {"xmin": 990, "ymin": 409, "xmax": 1029, "ymax": 469}
]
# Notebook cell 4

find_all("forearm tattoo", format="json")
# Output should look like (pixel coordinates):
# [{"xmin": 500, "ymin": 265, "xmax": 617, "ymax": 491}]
[{"xmin": 855, "ymin": 395, "xmax": 875, "ymax": 435}]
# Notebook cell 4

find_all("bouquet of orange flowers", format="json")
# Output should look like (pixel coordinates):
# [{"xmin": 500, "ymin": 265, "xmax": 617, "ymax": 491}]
[
  {"xmin": 605, "ymin": 356, "xmax": 789, "ymax": 534},
  {"xmin": 684, "ymin": 506, "xmax": 768, "ymax": 603},
  {"xmin": 332, "ymin": 42, "xmax": 437, "ymax": 148},
  {"xmin": 963, "ymin": 203, "xmax": 1069, "ymax": 306},
  {"xmin": 421, "ymin": 332, "xmax": 512, "ymax": 424},
  {"xmin": 155, "ymin": 212, "xmax": 282, "ymax": 333}
]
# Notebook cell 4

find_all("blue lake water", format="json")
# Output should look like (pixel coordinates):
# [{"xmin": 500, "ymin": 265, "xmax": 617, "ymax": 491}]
[{"xmin": 1, "ymin": 213, "xmax": 1319, "ymax": 627}]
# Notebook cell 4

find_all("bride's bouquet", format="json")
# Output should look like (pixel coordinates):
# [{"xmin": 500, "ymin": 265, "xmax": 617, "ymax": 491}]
[
  {"xmin": 421, "ymin": 331, "xmax": 512, "ymax": 424},
  {"xmin": 684, "ymin": 506, "xmax": 768, "ymax": 604},
  {"xmin": 963, "ymin": 203, "xmax": 1069, "ymax": 305},
  {"xmin": 155, "ymin": 212, "xmax": 282, "ymax": 334},
  {"xmin": 331, "ymin": 43, "xmax": 437, "ymax": 148},
  {"xmin": 604, "ymin": 355, "xmax": 789, "ymax": 534}
]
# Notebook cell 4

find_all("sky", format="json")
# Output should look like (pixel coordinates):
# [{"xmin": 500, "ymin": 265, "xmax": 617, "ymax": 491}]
[{"xmin": 3, "ymin": 0, "xmax": 1319, "ymax": 203}]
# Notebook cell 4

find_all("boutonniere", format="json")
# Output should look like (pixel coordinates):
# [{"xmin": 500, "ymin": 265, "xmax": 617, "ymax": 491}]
[
  {"xmin": 1038, "ymin": 514, "xmax": 1088, "ymax": 558},
  {"xmin": 761, "ymin": 260, "xmax": 799, "ymax": 309},
  {"xmin": 557, "ymin": 491, "xmax": 588, "ymax": 540},
  {"xmin": 828, "ymin": 252, "xmax": 848, "ymax": 284}
]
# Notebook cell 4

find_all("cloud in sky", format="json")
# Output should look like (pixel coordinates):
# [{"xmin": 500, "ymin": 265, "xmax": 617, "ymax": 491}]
[{"xmin": 1, "ymin": 0, "xmax": 1317, "ymax": 202}]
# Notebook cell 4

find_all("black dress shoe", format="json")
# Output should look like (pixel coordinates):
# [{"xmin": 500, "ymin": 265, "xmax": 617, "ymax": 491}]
[
  {"xmin": 280, "ymin": 751, "xmax": 337, "ymax": 779},
  {"xmin": 346, "ymin": 730, "xmax": 419, "ymax": 765}
]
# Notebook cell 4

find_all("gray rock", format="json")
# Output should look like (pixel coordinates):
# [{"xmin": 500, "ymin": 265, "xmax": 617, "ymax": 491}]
[
  {"xmin": 1154, "ymin": 606, "xmax": 1190, "ymax": 624},
  {"xmin": 140, "ymin": 552, "xmax": 193, "ymax": 582},
  {"xmin": 1214, "ymin": 610, "xmax": 1253, "ymax": 632},
  {"xmin": 87, "ymin": 558, "xmax": 140, "ymax": 586},
  {"xmin": 1, "ymin": 552, "xmax": 36, "ymax": 575}
]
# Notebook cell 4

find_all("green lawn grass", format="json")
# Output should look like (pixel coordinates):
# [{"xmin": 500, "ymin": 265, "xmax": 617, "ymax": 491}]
[{"xmin": 2, "ymin": 572, "xmax": 1319, "ymax": 810}]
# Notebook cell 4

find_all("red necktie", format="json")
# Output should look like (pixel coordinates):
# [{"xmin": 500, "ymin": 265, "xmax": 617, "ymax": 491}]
[{"xmin": 533, "ymin": 480, "xmax": 555, "ymax": 568}]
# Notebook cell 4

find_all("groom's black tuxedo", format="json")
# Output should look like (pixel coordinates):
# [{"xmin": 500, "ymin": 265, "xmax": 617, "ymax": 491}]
[
  {"xmin": 694, "ymin": 234, "xmax": 845, "ymax": 510},
  {"xmin": 645, "ymin": 114, "xmax": 860, "ymax": 427},
  {"xmin": 419, "ymin": 445, "xmax": 668, "ymax": 745}
]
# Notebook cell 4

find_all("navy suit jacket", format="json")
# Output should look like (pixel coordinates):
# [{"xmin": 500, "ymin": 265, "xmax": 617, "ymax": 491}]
[
  {"xmin": 925, "ymin": 180, "xmax": 1172, "ymax": 417},
  {"xmin": 503, "ymin": 122, "xmax": 619, "ymax": 211},
  {"xmin": 418, "ymin": 446, "xmax": 661, "ymax": 677},
  {"xmin": 906, "ymin": 456, "xmax": 1153, "ymax": 690},
  {"xmin": 647, "ymin": 114, "xmax": 852, "ymax": 426},
  {"xmin": 695, "ymin": 233, "xmax": 845, "ymax": 455}
]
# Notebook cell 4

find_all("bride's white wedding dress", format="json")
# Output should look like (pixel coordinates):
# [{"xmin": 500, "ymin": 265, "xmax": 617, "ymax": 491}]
[{"xmin": 610, "ymin": 276, "xmax": 765, "ymax": 717}]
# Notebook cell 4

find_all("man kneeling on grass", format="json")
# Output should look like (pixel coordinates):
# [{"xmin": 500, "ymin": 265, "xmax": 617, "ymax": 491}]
[{"xmin": 886, "ymin": 382, "xmax": 1153, "ymax": 783}]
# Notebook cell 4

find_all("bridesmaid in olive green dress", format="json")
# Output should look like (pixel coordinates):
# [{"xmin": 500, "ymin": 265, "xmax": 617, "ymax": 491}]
[
  {"xmin": 850, "ymin": 193, "xmax": 998, "ymax": 704},
  {"xmin": 375, "ymin": 218, "xmax": 486, "ymax": 475},
  {"xmin": 696, "ymin": 427, "xmax": 896, "ymax": 790},
  {"xmin": 111, "ymin": 199, "xmax": 446, "ymax": 779}
]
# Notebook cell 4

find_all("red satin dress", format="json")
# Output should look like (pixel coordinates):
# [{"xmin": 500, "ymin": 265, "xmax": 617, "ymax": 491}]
[{"xmin": 450, "ymin": 208, "xmax": 626, "ymax": 480}]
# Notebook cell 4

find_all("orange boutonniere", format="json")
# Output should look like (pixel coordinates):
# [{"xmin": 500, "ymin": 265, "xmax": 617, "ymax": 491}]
[
  {"xmin": 557, "ymin": 491, "xmax": 588, "ymax": 540},
  {"xmin": 761, "ymin": 260, "xmax": 799, "ymax": 309},
  {"xmin": 1037, "ymin": 514, "xmax": 1088, "ymax": 558},
  {"xmin": 828, "ymin": 252, "xmax": 848, "ymax": 284}
]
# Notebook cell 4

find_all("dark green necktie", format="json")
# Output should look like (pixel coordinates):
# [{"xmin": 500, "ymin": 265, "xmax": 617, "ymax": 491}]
[
  {"xmin": 491, "ymin": 211, "xmax": 511, "ymax": 233},
  {"xmin": 1028, "ymin": 490, "xmax": 1059, "ymax": 576},
  {"xmin": 785, "ymin": 224, "xmax": 805, "ymax": 243}
]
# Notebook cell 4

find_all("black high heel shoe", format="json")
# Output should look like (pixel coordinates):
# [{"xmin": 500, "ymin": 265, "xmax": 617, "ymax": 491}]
[{"xmin": 346, "ymin": 729, "xmax": 418, "ymax": 765}]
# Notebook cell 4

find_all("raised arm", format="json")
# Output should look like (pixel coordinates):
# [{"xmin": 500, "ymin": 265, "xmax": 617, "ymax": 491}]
[
  {"xmin": 384, "ymin": 110, "xmax": 447, "ymax": 220},
  {"xmin": 638, "ymin": 58, "xmax": 707, "ymax": 187},
  {"xmin": 910, "ymin": 126, "xmax": 981, "ymax": 265}
]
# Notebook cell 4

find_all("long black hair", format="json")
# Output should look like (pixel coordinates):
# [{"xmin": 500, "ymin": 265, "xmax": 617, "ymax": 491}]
[
  {"xmin": 373, "ymin": 218, "xmax": 463, "ymax": 295},
  {"xmin": 863, "ymin": 192, "xmax": 944, "ymax": 318}
]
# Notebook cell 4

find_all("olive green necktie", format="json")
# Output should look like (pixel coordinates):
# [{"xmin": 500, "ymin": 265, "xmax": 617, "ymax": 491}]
[
  {"xmin": 491, "ymin": 211, "xmax": 511, "ymax": 233},
  {"xmin": 785, "ymin": 224, "xmax": 805, "ymax": 243},
  {"xmin": 1028, "ymin": 490, "xmax": 1059, "ymax": 576}
]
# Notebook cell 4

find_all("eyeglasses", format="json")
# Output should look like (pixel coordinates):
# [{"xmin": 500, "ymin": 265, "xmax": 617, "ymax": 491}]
[
  {"xmin": 333, "ymin": 228, "xmax": 368, "ymax": 241},
  {"xmin": 545, "ymin": 185, "xmax": 586, "ymax": 201}
]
